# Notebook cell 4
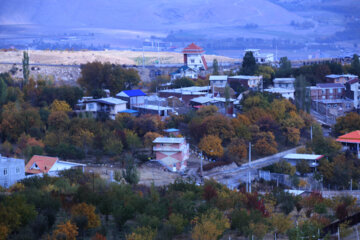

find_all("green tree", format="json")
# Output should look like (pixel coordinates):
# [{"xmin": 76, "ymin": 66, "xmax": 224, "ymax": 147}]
[
  {"xmin": 277, "ymin": 57, "xmax": 292, "ymax": 78},
  {"xmin": 296, "ymin": 159, "xmax": 311, "ymax": 176},
  {"xmin": 0, "ymin": 77, "xmax": 7, "ymax": 105},
  {"xmin": 172, "ymin": 77, "xmax": 195, "ymax": 88},
  {"xmin": 212, "ymin": 59, "xmax": 219, "ymax": 75},
  {"xmin": 122, "ymin": 157, "xmax": 140, "ymax": 185},
  {"xmin": 294, "ymin": 75, "xmax": 310, "ymax": 112},
  {"xmin": 22, "ymin": 51, "xmax": 30, "ymax": 87},
  {"xmin": 350, "ymin": 54, "xmax": 360, "ymax": 76},
  {"xmin": 241, "ymin": 51, "xmax": 257, "ymax": 75}
]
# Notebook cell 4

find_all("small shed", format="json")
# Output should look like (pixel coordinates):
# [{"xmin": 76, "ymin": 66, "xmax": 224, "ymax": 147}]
[{"xmin": 283, "ymin": 153, "xmax": 324, "ymax": 168}]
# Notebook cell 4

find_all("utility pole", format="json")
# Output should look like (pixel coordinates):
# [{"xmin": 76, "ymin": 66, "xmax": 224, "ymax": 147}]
[
  {"xmin": 248, "ymin": 142, "xmax": 252, "ymax": 193},
  {"xmin": 310, "ymin": 125, "xmax": 313, "ymax": 141}
]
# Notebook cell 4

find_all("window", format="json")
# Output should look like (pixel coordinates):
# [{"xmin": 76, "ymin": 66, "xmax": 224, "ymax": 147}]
[
  {"xmin": 191, "ymin": 59, "xmax": 195, "ymax": 63},
  {"xmin": 16, "ymin": 167, "xmax": 19, "ymax": 173},
  {"xmin": 329, "ymin": 89, "xmax": 333, "ymax": 94},
  {"xmin": 322, "ymin": 89, "xmax": 325, "ymax": 94},
  {"xmin": 89, "ymin": 103, "xmax": 95, "ymax": 110},
  {"xmin": 322, "ymin": 96, "xmax": 325, "ymax": 99},
  {"xmin": 338, "ymin": 88, "xmax": 342, "ymax": 93},
  {"xmin": 4, "ymin": 168, "xmax": 7, "ymax": 176}
]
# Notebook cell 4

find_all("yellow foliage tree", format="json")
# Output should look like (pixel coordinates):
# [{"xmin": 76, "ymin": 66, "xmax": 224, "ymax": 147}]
[
  {"xmin": 51, "ymin": 221, "xmax": 78, "ymax": 240},
  {"xmin": 144, "ymin": 132, "xmax": 162, "ymax": 148},
  {"xmin": 227, "ymin": 138, "xmax": 248, "ymax": 165},
  {"xmin": 126, "ymin": 226, "xmax": 157, "ymax": 240},
  {"xmin": 199, "ymin": 135, "xmax": 223, "ymax": 158},
  {"xmin": 271, "ymin": 213, "xmax": 293, "ymax": 237},
  {"xmin": 191, "ymin": 209, "xmax": 230, "ymax": 240},
  {"xmin": 71, "ymin": 203, "xmax": 100, "ymax": 229},
  {"xmin": 0, "ymin": 225, "xmax": 9, "ymax": 240},
  {"xmin": 254, "ymin": 137, "xmax": 278, "ymax": 156},
  {"xmin": 50, "ymin": 100, "xmax": 72, "ymax": 112}
]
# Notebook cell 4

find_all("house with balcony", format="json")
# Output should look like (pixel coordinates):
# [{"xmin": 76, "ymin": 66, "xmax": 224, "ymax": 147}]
[
  {"xmin": 82, "ymin": 97, "xmax": 127, "ymax": 120},
  {"xmin": 326, "ymin": 74, "xmax": 358, "ymax": 84},
  {"xmin": 244, "ymin": 49, "xmax": 274, "ymax": 64},
  {"xmin": 308, "ymin": 83, "xmax": 345, "ymax": 101},
  {"xmin": 273, "ymin": 78, "xmax": 295, "ymax": 89},
  {"xmin": 228, "ymin": 75, "xmax": 263, "ymax": 91},
  {"xmin": 0, "ymin": 155, "xmax": 25, "ymax": 188},
  {"xmin": 152, "ymin": 137, "xmax": 189, "ymax": 172}
]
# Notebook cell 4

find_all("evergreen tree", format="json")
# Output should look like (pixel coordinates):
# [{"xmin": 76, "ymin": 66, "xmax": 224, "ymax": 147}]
[
  {"xmin": 22, "ymin": 51, "xmax": 30, "ymax": 87},
  {"xmin": 212, "ymin": 59, "xmax": 219, "ymax": 75},
  {"xmin": 0, "ymin": 77, "xmax": 7, "ymax": 105},
  {"xmin": 276, "ymin": 57, "xmax": 292, "ymax": 77},
  {"xmin": 294, "ymin": 75, "xmax": 310, "ymax": 112},
  {"xmin": 350, "ymin": 54, "xmax": 360, "ymax": 76},
  {"xmin": 241, "ymin": 51, "xmax": 257, "ymax": 75}
]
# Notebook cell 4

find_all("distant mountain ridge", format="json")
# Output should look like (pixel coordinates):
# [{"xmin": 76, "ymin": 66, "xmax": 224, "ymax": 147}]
[{"xmin": 0, "ymin": 0, "xmax": 305, "ymax": 30}]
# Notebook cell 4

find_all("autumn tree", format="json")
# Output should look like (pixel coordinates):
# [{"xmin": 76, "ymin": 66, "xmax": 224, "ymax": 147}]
[
  {"xmin": 271, "ymin": 213, "xmax": 293, "ymax": 238},
  {"xmin": 256, "ymin": 65, "xmax": 275, "ymax": 88},
  {"xmin": 199, "ymin": 135, "xmax": 224, "ymax": 158},
  {"xmin": 191, "ymin": 209, "xmax": 230, "ymax": 240},
  {"xmin": 144, "ymin": 132, "xmax": 162, "ymax": 148},
  {"xmin": 333, "ymin": 112, "xmax": 360, "ymax": 136},
  {"xmin": 254, "ymin": 138, "xmax": 277, "ymax": 156},
  {"xmin": 196, "ymin": 105, "xmax": 218, "ymax": 118},
  {"xmin": 201, "ymin": 114, "xmax": 234, "ymax": 141},
  {"xmin": 227, "ymin": 138, "xmax": 248, "ymax": 165},
  {"xmin": 50, "ymin": 100, "xmax": 72, "ymax": 112},
  {"xmin": 48, "ymin": 111, "xmax": 70, "ymax": 130},
  {"xmin": 71, "ymin": 203, "xmax": 101, "ymax": 230},
  {"xmin": 51, "ymin": 221, "xmax": 78, "ymax": 240},
  {"xmin": 126, "ymin": 226, "xmax": 157, "ymax": 240}
]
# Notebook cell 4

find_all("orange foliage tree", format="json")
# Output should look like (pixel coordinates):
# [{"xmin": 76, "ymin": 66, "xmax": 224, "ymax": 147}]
[
  {"xmin": 199, "ymin": 135, "xmax": 223, "ymax": 158},
  {"xmin": 51, "ymin": 221, "xmax": 78, "ymax": 240},
  {"xmin": 143, "ymin": 132, "xmax": 162, "ymax": 148},
  {"xmin": 71, "ymin": 203, "xmax": 101, "ymax": 229}
]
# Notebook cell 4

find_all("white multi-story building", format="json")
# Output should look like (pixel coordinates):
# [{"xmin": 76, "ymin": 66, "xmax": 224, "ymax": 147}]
[
  {"xmin": 209, "ymin": 75, "xmax": 228, "ymax": 88},
  {"xmin": 0, "ymin": 155, "xmax": 25, "ymax": 188},
  {"xmin": 183, "ymin": 43, "xmax": 208, "ymax": 71},
  {"xmin": 244, "ymin": 49, "xmax": 274, "ymax": 64},
  {"xmin": 153, "ymin": 137, "xmax": 189, "ymax": 172},
  {"xmin": 273, "ymin": 78, "xmax": 295, "ymax": 89},
  {"xmin": 82, "ymin": 97, "xmax": 127, "ymax": 120}
]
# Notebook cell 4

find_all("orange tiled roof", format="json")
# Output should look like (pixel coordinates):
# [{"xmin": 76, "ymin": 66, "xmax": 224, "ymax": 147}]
[
  {"xmin": 183, "ymin": 43, "xmax": 204, "ymax": 53},
  {"xmin": 25, "ymin": 155, "xmax": 58, "ymax": 174},
  {"xmin": 336, "ymin": 130, "xmax": 360, "ymax": 144}
]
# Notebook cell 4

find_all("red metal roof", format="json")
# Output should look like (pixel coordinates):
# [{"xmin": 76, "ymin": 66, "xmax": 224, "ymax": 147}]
[
  {"xmin": 25, "ymin": 155, "xmax": 58, "ymax": 174},
  {"xmin": 182, "ymin": 43, "xmax": 204, "ymax": 54},
  {"xmin": 336, "ymin": 130, "xmax": 360, "ymax": 144}
]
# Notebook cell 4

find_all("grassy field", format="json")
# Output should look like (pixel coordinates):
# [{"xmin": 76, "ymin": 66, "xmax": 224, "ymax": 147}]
[{"xmin": 0, "ymin": 50, "xmax": 239, "ymax": 66}]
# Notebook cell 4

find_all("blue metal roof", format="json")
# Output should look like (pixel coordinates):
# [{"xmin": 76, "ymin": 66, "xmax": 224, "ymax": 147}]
[
  {"xmin": 164, "ymin": 128, "xmax": 180, "ymax": 132},
  {"xmin": 122, "ymin": 89, "xmax": 147, "ymax": 97},
  {"xmin": 120, "ymin": 109, "xmax": 139, "ymax": 113}
]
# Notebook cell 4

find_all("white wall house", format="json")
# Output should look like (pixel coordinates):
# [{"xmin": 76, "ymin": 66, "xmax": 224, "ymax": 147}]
[
  {"xmin": 265, "ymin": 88, "xmax": 295, "ymax": 100},
  {"xmin": 0, "ymin": 155, "xmax": 25, "ymax": 188},
  {"xmin": 209, "ymin": 75, "xmax": 228, "ymax": 88},
  {"xmin": 84, "ymin": 97, "xmax": 127, "ymax": 120},
  {"xmin": 273, "ymin": 78, "xmax": 295, "ymax": 89},
  {"xmin": 244, "ymin": 49, "xmax": 274, "ymax": 64}
]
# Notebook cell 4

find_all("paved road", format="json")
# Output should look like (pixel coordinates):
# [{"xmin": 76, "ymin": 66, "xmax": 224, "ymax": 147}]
[{"xmin": 204, "ymin": 146, "xmax": 302, "ymax": 189}]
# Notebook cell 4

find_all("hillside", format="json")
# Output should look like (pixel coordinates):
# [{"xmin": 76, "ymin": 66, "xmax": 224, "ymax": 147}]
[
  {"xmin": 0, "ymin": 50, "xmax": 238, "ymax": 65},
  {"xmin": 0, "ymin": 0, "xmax": 305, "ymax": 30}
]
